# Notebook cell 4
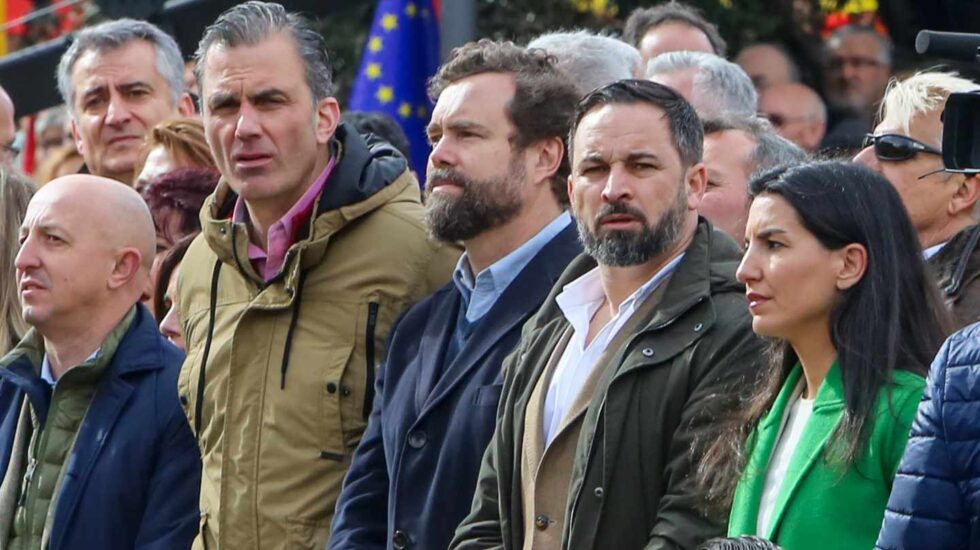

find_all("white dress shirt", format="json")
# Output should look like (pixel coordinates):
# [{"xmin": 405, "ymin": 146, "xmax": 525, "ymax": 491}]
[
  {"xmin": 757, "ymin": 386, "xmax": 813, "ymax": 535},
  {"xmin": 542, "ymin": 254, "xmax": 684, "ymax": 446}
]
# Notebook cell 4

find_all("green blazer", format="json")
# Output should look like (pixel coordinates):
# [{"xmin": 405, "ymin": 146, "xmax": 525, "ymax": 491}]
[{"xmin": 728, "ymin": 362, "xmax": 924, "ymax": 550}]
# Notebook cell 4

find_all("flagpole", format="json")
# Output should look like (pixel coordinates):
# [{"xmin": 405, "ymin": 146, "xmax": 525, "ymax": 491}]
[{"xmin": 438, "ymin": 0, "xmax": 475, "ymax": 61}]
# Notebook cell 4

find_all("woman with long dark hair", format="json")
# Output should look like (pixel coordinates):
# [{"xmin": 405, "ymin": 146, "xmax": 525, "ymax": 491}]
[{"xmin": 698, "ymin": 161, "xmax": 950, "ymax": 550}]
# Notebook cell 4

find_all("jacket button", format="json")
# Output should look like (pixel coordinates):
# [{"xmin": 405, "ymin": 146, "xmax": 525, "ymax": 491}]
[
  {"xmin": 219, "ymin": 227, "xmax": 227, "ymax": 235},
  {"xmin": 392, "ymin": 529, "xmax": 410, "ymax": 549},
  {"xmin": 534, "ymin": 514, "xmax": 550, "ymax": 530},
  {"xmin": 594, "ymin": 486, "xmax": 604, "ymax": 498},
  {"xmin": 407, "ymin": 430, "xmax": 427, "ymax": 449},
  {"xmin": 341, "ymin": 385, "xmax": 352, "ymax": 397},
  {"xmin": 179, "ymin": 394, "xmax": 188, "ymax": 406},
  {"xmin": 641, "ymin": 348, "xmax": 655, "ymax": 357},
  {"xmin": 286, "ymin": 288, "xmax": 294, "ymax": 297},
  {"xmin": 326, "ymin": 382, "xmax": 338, "ymax": 394},
  {"xmin": 694, "ymin": 322, "xmax": 703, "ymax": 332}
]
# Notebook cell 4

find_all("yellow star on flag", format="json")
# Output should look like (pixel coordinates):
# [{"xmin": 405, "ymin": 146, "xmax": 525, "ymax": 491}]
[
  {"xmin": 368, "ymin": 36, "xmax": 383, "ymax": 53},
  {"xmin": 381, "ymin": 13, "xmax": 398, "ymax": 31},
  {"xmin": 366, "ymin": 63, "xmax": 382, "ymax": 80},
  {"xmin": 398, "ymin": 102, "xmax": 412, "ymax": 118},
  {"xmin": 377, "ymin": 86, "xmax": 394, "ymax": 104},
  {"xmin": 405, "ymin": 3, "xmax": 417, "ymax": 17},
  {"xmin": 416, "ymin": 105, "xmax": 428, "ymax": 119}
]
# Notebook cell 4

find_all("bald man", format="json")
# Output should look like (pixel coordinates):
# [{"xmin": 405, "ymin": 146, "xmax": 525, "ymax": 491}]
[
  {"xmin": 759, "ymin": 82, "xmax": 827, "ymax": 152},
  {"xmin": 0, "ymin": 85, "xmax": 17, "ymax": 167},
  {"xmin": 735, "ymin": 43, "xmax": 799, "ymax": 91},
  {"xmin": 0, "ymin": 175, "xmax": 200, "ymax": 548}
]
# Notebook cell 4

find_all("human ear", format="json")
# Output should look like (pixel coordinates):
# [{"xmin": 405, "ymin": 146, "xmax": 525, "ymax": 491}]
[
  {"xmin": 314, "ymin": 97, "xmax": 341, "ymax": 145},
  {"xmin": 685, "ymin": 162, "xmax": 707, "ymax": 209},
  {"xmin": 177, "ymin": 93, "xmax": 195, "ymax": 117},
  {"xmin": 70, "ymin": 118, "xmax": 84, "ymax": 156},
  {"xmin": 836, "ymin": 243, "xmax": 867, "ymax": 291},
  {"xmin": 948, "ymin": 174, "xmax": 980, "ymax": 218},
  {"xmin": 107, "ymin": 248, "xmax": 144, "ymax": 290},
  {"xmin": 530, "ymin": 137, "xmax": 563, "ymax": 192}
]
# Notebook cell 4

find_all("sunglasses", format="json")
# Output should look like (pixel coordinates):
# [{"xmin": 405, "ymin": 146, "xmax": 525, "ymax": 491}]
[{"xmin": 862, "ymin": 133, "xmax": 942, "ymax": 162}]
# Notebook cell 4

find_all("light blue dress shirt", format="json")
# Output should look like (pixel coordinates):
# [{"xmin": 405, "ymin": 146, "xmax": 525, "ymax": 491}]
[{"xmin": 452, "ymin": 211, "xmax": 572, "ymax": 323}]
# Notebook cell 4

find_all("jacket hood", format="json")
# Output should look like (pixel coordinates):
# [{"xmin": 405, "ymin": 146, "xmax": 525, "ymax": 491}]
[{"xmin": 206, "ymin": 120, "xmax": 412, "ymax": 220}]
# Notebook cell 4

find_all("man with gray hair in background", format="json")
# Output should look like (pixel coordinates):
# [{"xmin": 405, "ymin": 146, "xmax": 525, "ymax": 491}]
[
  {"xmin": 57, "ymin": 19, "xmax": 194, "ymax": 184},
  {"xmin": 177, "ymin": 2, "xmax": 456, "ymax": 549},
  {"xmin": 701, "ymin": 115, "xmax": 806, "ymax": 244},
  {"xmin": 647, "ymin": 51, "xmax": 758, "ymax": 118},
  {"xmin": 527, "ymin": 30, "xmax": 641, "ymax": 95}
]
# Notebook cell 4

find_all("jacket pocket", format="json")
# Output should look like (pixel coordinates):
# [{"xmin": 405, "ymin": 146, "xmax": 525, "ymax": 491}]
[{"xmin": 319, "ymin": 343, "xmax": 356, "ymax": 459}]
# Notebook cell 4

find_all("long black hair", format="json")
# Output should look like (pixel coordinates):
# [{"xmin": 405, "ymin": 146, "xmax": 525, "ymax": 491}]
[{"xmin": 698, "ymin": 160, "xmax": 951, "ymax": 512}]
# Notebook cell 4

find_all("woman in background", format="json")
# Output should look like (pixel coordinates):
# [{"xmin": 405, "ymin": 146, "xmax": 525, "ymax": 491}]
[
  {"xmin": 698, "ymin": 161, "xmax": 950, "ymax": 550},
  {"xmin": 0, "ymin": 169, "xmax": 37, "ymax": 354},
  {"xmin": 133, "ymin": 117, "xmax": 215, "ymax": 192},
  {"xmin": 154, "ymin": 234, "xmax": 196, "ymax": 351}
]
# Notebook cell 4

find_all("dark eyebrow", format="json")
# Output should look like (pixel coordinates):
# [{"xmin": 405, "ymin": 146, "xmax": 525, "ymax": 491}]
[
  {"xmin": 445, "ymin": 120, "xmax": 488, "ymax": 134},
  {"xmin": 207, "ymin": 90, "xmax": 239, "ymax": 111},
  {"xmin": 79, "ymin": 83, "xmax": 108, "ymax": 103},
  {"xmin": 757, "ymin": 227, "xmax": 787, "ymax": 239},
  {"xmin": 119, "ymin": 80, "xmax": 152, "ymax": 90},
  {"xmin": 624, "ymin": 152, "xmax": 661, "ymax": 164},
  {"xmin": 249, "ymin": 88, "xmax": 289, "ymax": 103}
]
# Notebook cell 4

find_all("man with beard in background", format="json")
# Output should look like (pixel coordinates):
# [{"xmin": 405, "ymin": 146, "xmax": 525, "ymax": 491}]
[
  {"xmin": 451, "ymin": 80, "xmax": 765, "ymax": 550},
  {"xmin": 329, "ymin": 40, "xmax": 581, "ymax": 550}
]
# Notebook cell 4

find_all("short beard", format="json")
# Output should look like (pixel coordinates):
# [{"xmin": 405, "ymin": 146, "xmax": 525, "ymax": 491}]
[
  {"xmin": 576, "ymin": 183, "xmax": 687, "ymax": 267},
  {"xmin": 423, "ymin": 159, "xmax": 525, "ymax": 242}
]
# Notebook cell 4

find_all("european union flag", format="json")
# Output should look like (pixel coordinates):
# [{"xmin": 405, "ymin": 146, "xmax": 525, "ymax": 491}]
[{"xmin": 349, "ymin": 0, "xmax": 440, "ymax": 177}]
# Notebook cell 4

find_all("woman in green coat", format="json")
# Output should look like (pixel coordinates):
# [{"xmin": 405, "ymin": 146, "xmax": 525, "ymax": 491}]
[{"xmin": 697, "ymin": 161, "xmax": 951, "ymax": 550}]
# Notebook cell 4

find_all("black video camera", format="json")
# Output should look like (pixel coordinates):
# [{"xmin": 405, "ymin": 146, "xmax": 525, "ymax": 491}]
[{"xmin": 915, "ymin": 30, "xmax": 980, "ymax": 173}]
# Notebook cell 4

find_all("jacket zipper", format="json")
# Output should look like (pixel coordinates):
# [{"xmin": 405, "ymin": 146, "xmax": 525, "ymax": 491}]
[
  {"xmin": 363, "ymin": 302, "xmax": 380, "ymax": 419},
  {"xmin": 564, "ymin": 296, "xmax": 706, "ymax": 539}
]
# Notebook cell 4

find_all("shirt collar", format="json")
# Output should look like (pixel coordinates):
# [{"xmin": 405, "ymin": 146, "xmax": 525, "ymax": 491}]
[
  {"xmin": 555, "ymin": 251, "xmax": 686, "ymax": 332},
  {"xmin": 41, "ymin": 348, "xmax": 100, "ymax": 386},
  {"xmin": 452, "ymin": 211, "xmax": 572, "ymax": 321},
  {"xmin": 233, "ymin": 156, "xmax": 336, "ymax": 247},
  {"xmin": 923, "ymin": 241, "xmax": 947, "ymax": 260}
]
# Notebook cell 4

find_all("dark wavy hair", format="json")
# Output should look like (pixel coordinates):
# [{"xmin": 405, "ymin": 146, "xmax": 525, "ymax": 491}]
[
  {"xmin": 428, "ymin": 39, "xmax": 579, "ymax": 206},
  {"xmin": 697, "ymin": 160, "xmax": 951, "ymax": 512}
]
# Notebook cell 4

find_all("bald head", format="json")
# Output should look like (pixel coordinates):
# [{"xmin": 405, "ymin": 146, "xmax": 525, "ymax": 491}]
[
  {"xmin": 735, "ymin": 43, "xmax": 799, "ymax": 91},
  {"xmin": 0, "ymin": 85, "xmax": 16, "ymax": 167},
  {"xmin": 759, "ymin": 82, "xmax": 827, "ymax": 151},
  {"xmin": 40, "ymin": 175, "xmax": 156, "ymax": 270}
]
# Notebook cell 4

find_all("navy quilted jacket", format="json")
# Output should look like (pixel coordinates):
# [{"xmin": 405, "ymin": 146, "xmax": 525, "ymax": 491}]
[{"xmin": 876, "ymin": 322, "xmax": 980, "ymax": 550}]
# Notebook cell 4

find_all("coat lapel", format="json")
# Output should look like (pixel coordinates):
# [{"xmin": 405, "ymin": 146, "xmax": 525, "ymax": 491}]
[
  {"xmin": 418, "ymin": 225, "xmax": 580, "ymax": 418},
  {"xmin": 413, "ymin": 288, "xmax": 459, "ymax": 413},
  {"xmin": 50, "ymin": 373, "xmax": 136, "ymax": 548},
  {"xmin": 763, "ymin": 363, "xmax": 845, "ymax": 540},
  {"xmin": 730, "ymin": 367, "xmax": 802, "ymax": 535}
]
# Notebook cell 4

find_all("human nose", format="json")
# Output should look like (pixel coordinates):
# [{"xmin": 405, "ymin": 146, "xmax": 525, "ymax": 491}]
[
  {"xmin": 104, "ymin": 96, "xmax": 133, "ymax": 127},
  {"xmin": 853, "ymin": 145, "xmax": 881, "ymax": 172},
  {"xmin": 234, "ymin": 102, "xmax": 262, "ymax": 140},
  {"xmin": 160, "ymin": 302, "xmax": 182, "ymax": 344},
  {"xmin": 601, "ymin": 165, "xmax": 634, "ymax": 203},
  {"xmin": 14, "ymin": 235, "xmax": 38, "ymax": 272},
  {"xmin": 428, "ymin": 134, "xmax": 456, "ymax": 169},
  {"xmin": 736, "ymin": 245, "xmax": 761, "ymax": 285}
]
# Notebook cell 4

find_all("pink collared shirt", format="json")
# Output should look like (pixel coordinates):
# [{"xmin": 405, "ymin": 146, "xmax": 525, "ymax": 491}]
[{"xmin": 233, "ymin": 157, "xmax": 336, "ymax": 281}]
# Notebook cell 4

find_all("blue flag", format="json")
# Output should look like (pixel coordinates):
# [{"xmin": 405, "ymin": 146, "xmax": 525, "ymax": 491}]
[{"xmin": 349, "ymin": 0, "xmax": 440, "ymax": 177}]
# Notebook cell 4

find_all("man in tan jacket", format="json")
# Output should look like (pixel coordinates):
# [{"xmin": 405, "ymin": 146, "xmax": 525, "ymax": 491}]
[{"xmin": 177, "ymin": 2, "xmax": 456, "ymax": 548}]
